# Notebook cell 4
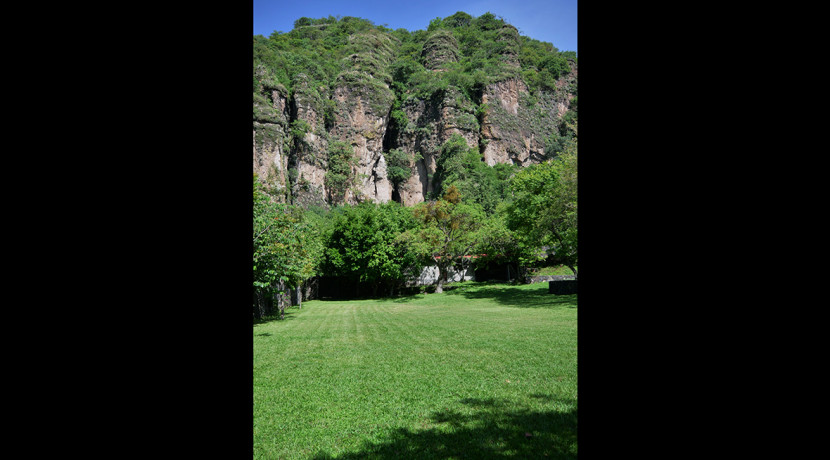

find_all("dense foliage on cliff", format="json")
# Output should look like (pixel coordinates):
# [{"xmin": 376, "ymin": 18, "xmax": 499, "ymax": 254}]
[{"xmin": 254, "ymin": 12, "xmax": 576, "ymax": 99}]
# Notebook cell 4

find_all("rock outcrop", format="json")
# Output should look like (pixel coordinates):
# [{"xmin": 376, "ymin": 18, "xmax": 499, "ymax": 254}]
[
  {"xmin": 253, "ymin": 66, "xmax": 290, "ymax": 202},
  {"xmin": 289, "ymin": 74, "xmax": 330, "ymax": 208},
  {"xmin": 393, "ymin": 86, "xmax": 480, "ymax": 206},
  {"xmin": 480, "ymin": 60, "xmax": 577, "ymax": 167},
  {"xmin": 330, "ymin": 71, "xmax": 395, "ymax": 205}
]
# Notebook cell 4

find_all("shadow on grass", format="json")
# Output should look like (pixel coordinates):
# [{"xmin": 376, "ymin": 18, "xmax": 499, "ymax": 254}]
[
  {"xmin": 252, "ymin": 308, "xmax": 301, "ymax": 326},
  {"xmin": 312, "ymin": 396, "xmax": 577, "ymax": 459},
  {"xmin": 389, "ymin": 293, "xmax": 427, "ymax": 303},
  {"xmin": 444, "ymin": 282, "xmax": 577, "ymax": 309}
]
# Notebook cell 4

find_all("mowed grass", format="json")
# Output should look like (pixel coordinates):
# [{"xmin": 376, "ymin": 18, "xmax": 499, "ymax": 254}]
[{"xmin": 253, "ymin": 281, "xmax": 577, "ymax": 459}]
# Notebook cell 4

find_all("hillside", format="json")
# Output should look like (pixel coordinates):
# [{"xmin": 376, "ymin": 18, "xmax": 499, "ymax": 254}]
[{"xmin": 253, "ymin": 11, "xmax": 577, "ymax": 208}]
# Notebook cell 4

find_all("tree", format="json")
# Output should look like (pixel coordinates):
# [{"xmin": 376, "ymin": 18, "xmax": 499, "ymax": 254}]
[
  {"xmin": 470, "ymin": 211, "xmax": 523, "ymax": 281},
  {"xmin": 385, "ymin": 147, "xmax": 422, "ymax": 188},
  {"xmin": 325, "ymin": 141, "xmax": 358, "ymax": 204},
  {"xmin": 409, "ymin": 185, "xmax": 482, "ymax": 293},
  {"xmin": 253, "ymin": 176, "xmax": 323, "ymax": 319},
  {"xmin": 443, "ymin": 11, "xmax": 473, "ymax": 28},
  {"xmin": 322, "ymin": 202, "xmax": 421, "ymax": 297},
  {"xmin": 506, "ymin": 145, "xmax": 577, "ymax": 277}
]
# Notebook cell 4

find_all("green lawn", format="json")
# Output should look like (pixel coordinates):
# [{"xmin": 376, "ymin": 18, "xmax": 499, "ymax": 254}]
[{"xmin": 253, "ymin": 281, "xmax": 577, "ymax": 459}]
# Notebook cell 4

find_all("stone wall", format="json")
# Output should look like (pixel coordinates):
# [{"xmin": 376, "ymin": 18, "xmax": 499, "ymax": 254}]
[{"xmin": 549, "ymin": 279, "xmax": 578, "ymax": 295}]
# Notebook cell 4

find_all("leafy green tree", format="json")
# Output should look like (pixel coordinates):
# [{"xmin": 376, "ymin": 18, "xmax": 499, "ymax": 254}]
[
  {"xmin": 473, "ymin": 12, "xmax": 504, "ymax": 31},
  {"xmin": 325, "ymin": 141, "xmax": 358, "ymax": 204},
  {"xmin": 385, "ymin": 147, "xmax": 422, "ymax": 187},
  {"xmin": 409, "ymin": 185, "xmax": 483, "ymax": 293},
  {"xmin": 322, "ymin": 202, "xmax": 422, "ymax": 297},
  {"xmin": 253, "ymin": 176, "xmax": 323, "ymax": 319},
  {"xmin": 427, "ymin": 16, "xmax": 444, "ymax": 32},
  {"xmin": 505, "ymin": 146, "xmax": 577, "ymax": 277},
  {"xmin": 431, "ymin": 133, "xmax": 470, "ymax": 196},
  {"xmin": 470, "ymin": 211, "xmax": 523, "ymax": 279},
  {"xmin": 443, "ymin": 11, "xmax": 473, "ymax": 28}
]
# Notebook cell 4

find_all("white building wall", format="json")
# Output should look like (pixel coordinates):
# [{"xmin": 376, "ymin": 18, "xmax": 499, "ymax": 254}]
[{"xmin": 415, "ymin": 265, "xmax": 475, "ymax": 286}]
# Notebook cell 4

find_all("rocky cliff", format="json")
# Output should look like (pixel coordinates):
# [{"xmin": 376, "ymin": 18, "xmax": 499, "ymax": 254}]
[{"xmin": 253, "ymin": 13, "xmax": 577, "ymax": 208}]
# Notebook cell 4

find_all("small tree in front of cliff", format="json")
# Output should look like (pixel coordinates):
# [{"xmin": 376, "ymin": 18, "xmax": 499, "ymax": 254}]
[
  {"xmin": 409, "ymin": 185, "xmax": 482, "ymax": 293},
  {"xmin": 325, "ymin": 141, "xmax": 358, "ymax": 204}
]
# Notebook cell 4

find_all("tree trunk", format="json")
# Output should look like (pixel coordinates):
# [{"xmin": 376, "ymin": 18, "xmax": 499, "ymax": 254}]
[
  {"xmin": 435, "ymin": 266, "xmax": 446, "ymax": 293},
  {"xmin": 291, "ymin": 285, "xmax": 302, "ymax": 309},
  {"xmin": 276, "ymin": 280, "xmax": 287, "ymax": 320},
  {"xmin": 254, "ymin": 289, "xmax": 264, "ymax": 320}
]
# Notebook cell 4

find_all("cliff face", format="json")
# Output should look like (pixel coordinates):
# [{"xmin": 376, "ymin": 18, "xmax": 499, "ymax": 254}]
[
  {"xmin": 253, "ymin": 74, "xmax": 290, "ymax": 202},
  {"xmin": 329, "ymin": 72, "xmax": 395, "ymax": 205},
  {"xmin": 253, "ymin": 16, "xmax": 577, "ymax": 208},
  {"xmin": 288, "ymin": 75, "xmax": 330, "ymax": 208},
  {"xmin": 480, "ymin": 63, "xmax": 577, "ymax": 167},
  {"xmin": 393, "ymin": 85, "xmax": 481, "ymax": 206}
]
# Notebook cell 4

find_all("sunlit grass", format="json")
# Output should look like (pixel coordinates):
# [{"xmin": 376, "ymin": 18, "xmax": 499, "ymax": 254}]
[
  {"xmin": 253, "ymin": 281, "xmax": 577, "ymax": 459},
  {"xmin": 529, "ymin": 264, "xmax": 577, "ymax": 276}
]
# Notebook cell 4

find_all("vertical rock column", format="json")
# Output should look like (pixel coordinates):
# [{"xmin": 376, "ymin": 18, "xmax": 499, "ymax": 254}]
[
  {"xmin": 328, "ymin": 30, "xmax": 398, "ymax": 205},
  {"xmin": 289, "ymin": 74, "xmax": 331, "ymax": 208},
  {"xmin": 253, "ymin": 81, "xmax": 290, "ymax": 201}
]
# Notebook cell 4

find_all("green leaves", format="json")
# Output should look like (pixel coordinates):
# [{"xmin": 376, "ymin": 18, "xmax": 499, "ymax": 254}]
[
  {"xmin": 431, "ymin": 134, "xmax": 511, "ymax": 214},
  {"xmin": 505, "ymin": 147, "xmax": 578, "ymax": 273},
  {"xmin": 252, "ymin": 12, "xmax": 578, "ymax": 291},
  {"xmin": 253, "ymin": 176, "xmax": 324, "ymax": 289},
  {"xmin": 322, "ymin": 202, "xmax": 422, "ymax": 293},
  {"xmin": 324, "ymin": 141, "xmax": 358, "ymax": 203},
  {"xmin": 385, "ymin": 147, "xmax": 422, "ymax": 186},
  {"xmin": 410, "ymin": 186, "xmax": 483, "ymax": 291}
]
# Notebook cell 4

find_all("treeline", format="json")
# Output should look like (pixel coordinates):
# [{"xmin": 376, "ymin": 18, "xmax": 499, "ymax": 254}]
[{"xmin": 253, "ymin": 136, "xmax": 577, "ymax": 320}]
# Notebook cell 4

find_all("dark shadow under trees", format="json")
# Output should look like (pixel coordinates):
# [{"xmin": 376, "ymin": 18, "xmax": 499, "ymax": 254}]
[
  {"xmin": 302, "ymin": 281, "xmax": 577, "ymax": 307},
  {"xmin": 312, "ymin": 396, "xmax": 577, "ymax": 459},
  {"xmin": 444, "ymin": 282, "xmax": 577, "ymax": 308},
  {"xmin": 252, "ymin": 307, "xmax": 301, "ymax": 326}
]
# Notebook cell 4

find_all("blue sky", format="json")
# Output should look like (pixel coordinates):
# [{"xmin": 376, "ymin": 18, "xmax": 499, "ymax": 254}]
[{"xmin": 253, "ymin": 0, "xmax": 577, "ymax": 53}]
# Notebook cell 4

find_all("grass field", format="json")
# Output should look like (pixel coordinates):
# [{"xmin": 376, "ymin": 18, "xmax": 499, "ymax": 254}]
[{"xmin": 253, "ymin": 281, "xmax": 577, "ymax": 459}]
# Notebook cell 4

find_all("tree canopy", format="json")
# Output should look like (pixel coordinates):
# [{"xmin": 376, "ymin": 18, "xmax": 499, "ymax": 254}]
[
  {"xmin": 253, "ymin": 175, "xmax": 324, "ymax": 318},
  {"xmin": 254, "ymin": 11, "xmax": 576, "ymax": 101},
  {"xmin": 322, "ymin": 201, "xmax": 422, "ymax": 297},
  {"xmin": 506, "ymin": 145, "xmax": 578, "ymax": 276},
  {"xmin": 408, "ymin": 185, "xmax": 483, "ymax": 293}
]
